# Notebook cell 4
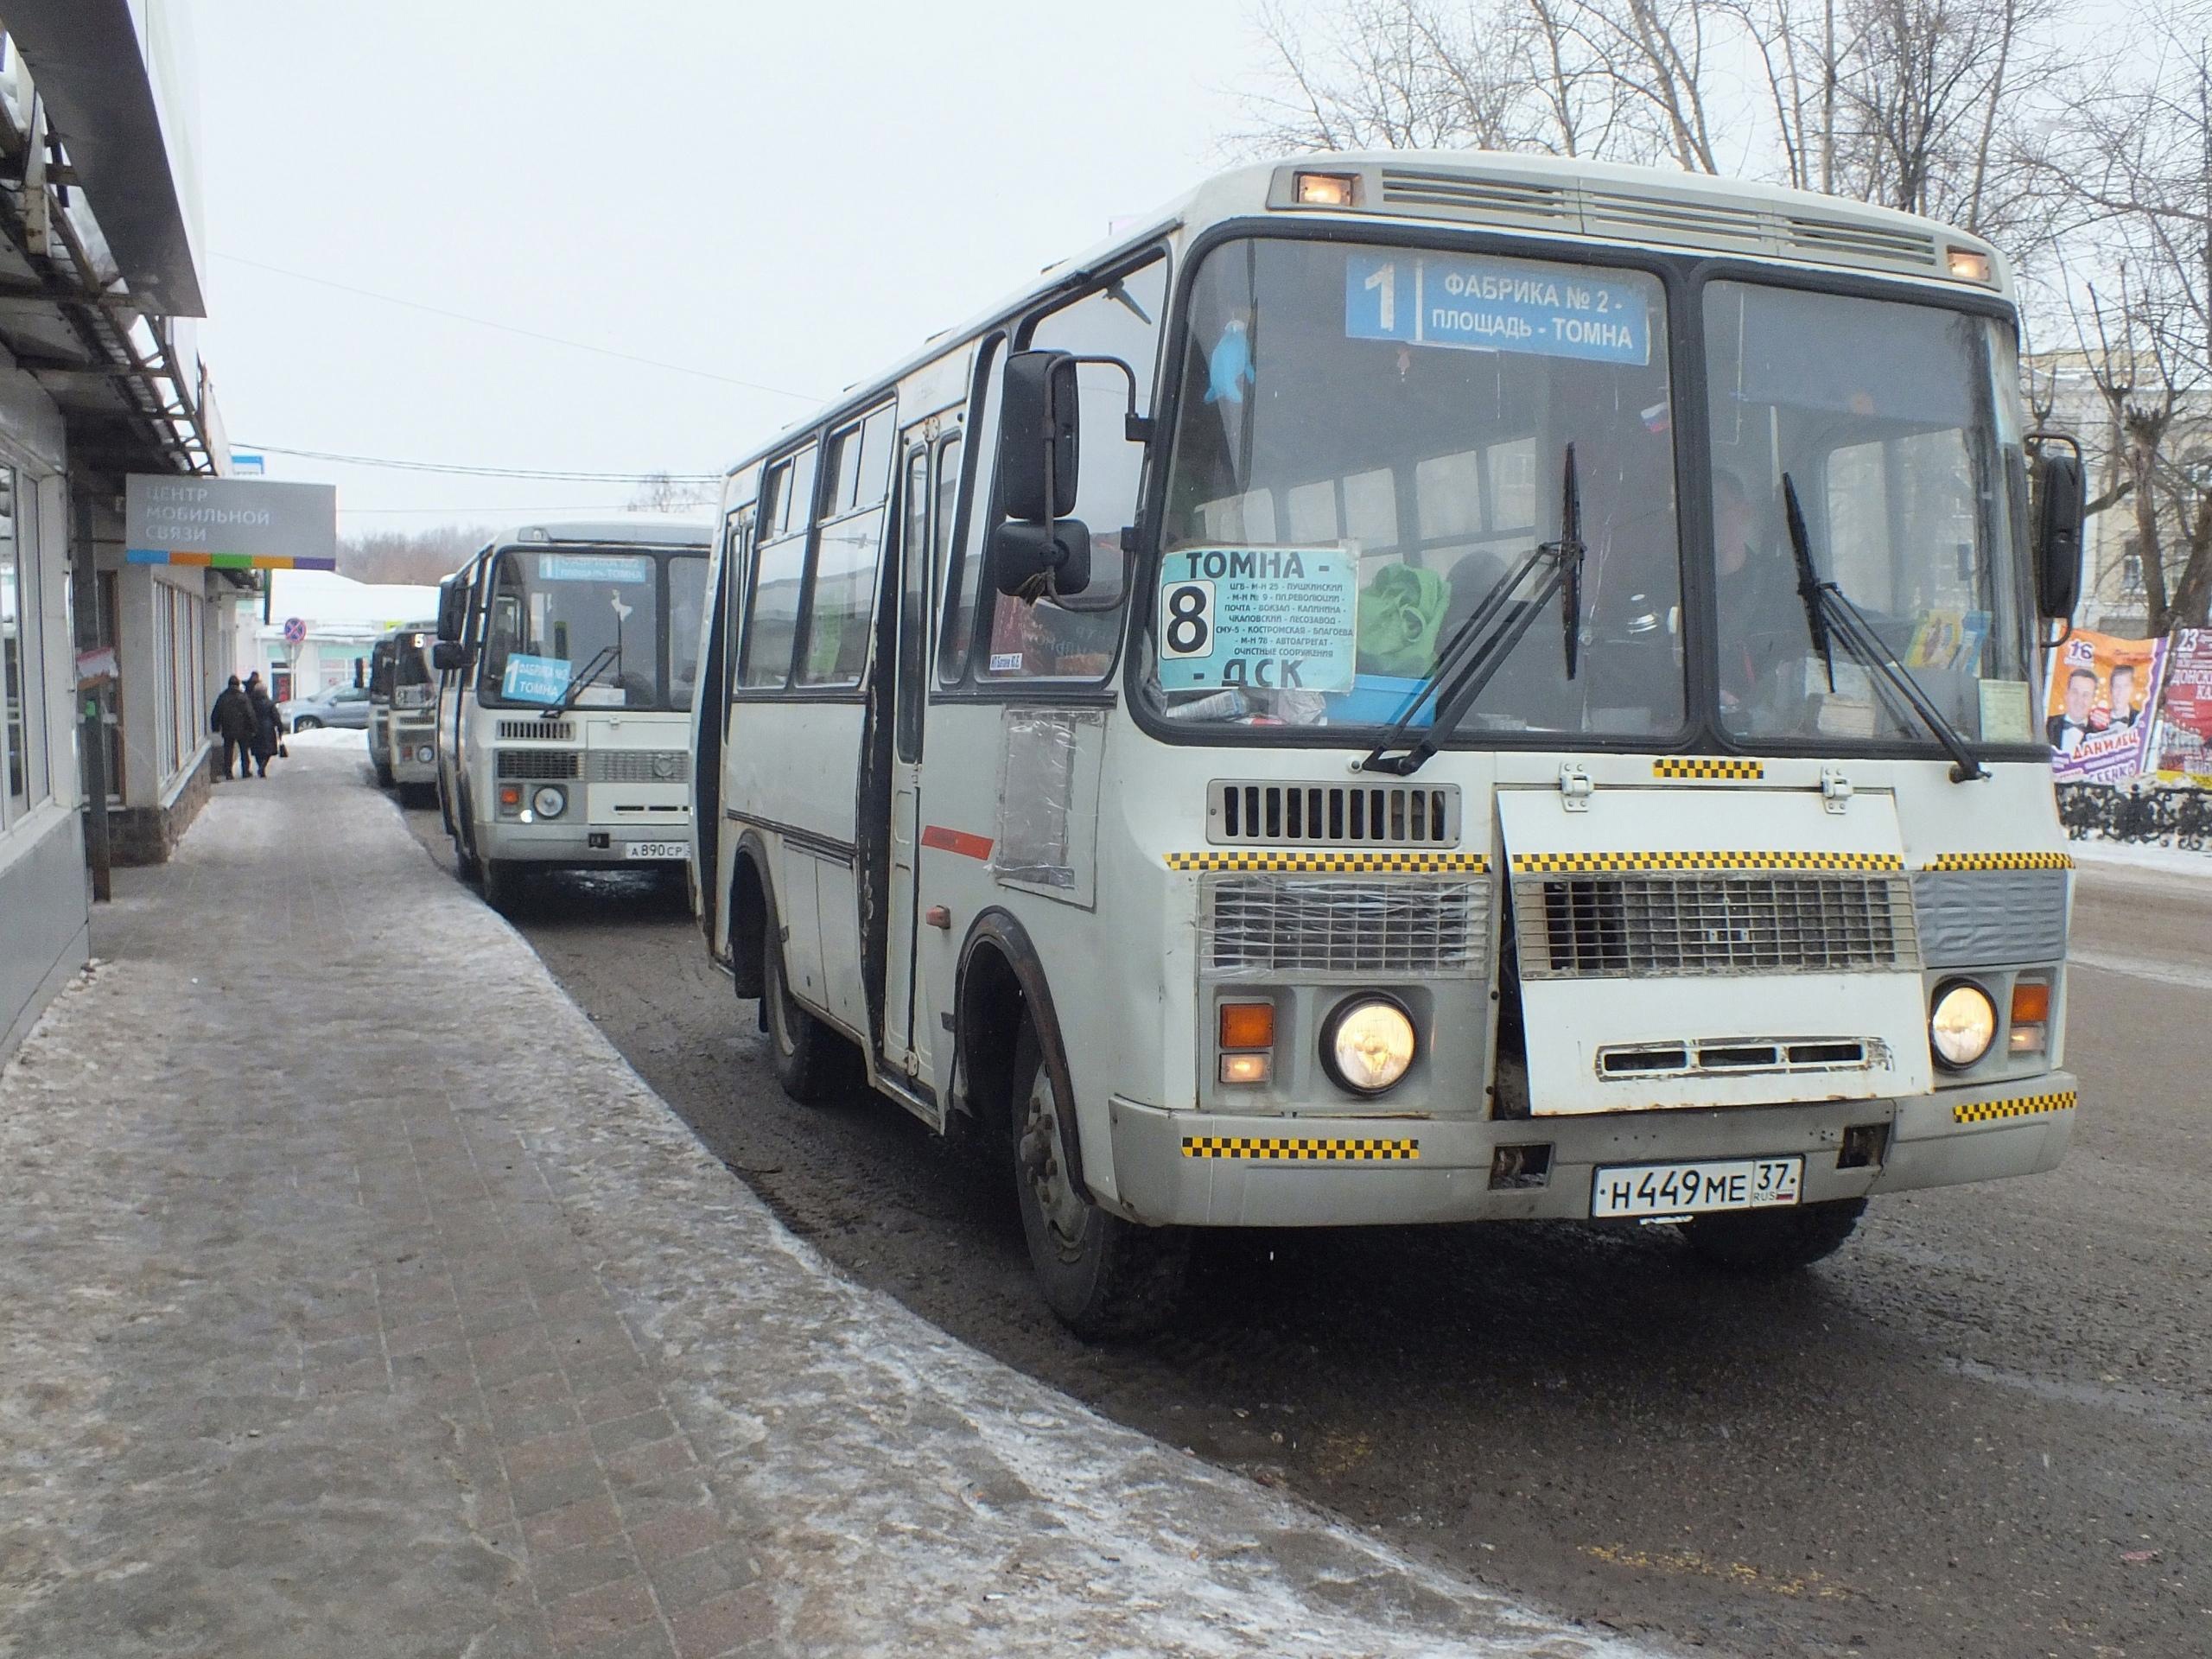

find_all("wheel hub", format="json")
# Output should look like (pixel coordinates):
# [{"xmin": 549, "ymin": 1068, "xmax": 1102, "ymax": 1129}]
[{"xmin": 1020, "ymin": 1072, "xmax": 1086, "ymax": 1254}]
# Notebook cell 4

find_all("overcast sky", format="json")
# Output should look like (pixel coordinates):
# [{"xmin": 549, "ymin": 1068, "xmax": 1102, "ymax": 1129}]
[{"xmin": 189, "ymin": 0, "xmax": 1270, "ymax": 541}]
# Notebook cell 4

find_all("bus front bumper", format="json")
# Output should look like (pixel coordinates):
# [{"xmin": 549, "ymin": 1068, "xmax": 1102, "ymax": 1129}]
[
  {"xmin": 1103, "ymin": 1071, "xmax": 2077, "ymax": 1228},
  {"xmin": 479, "ymin": 818, "xmax": 691, "ymax": 868}
]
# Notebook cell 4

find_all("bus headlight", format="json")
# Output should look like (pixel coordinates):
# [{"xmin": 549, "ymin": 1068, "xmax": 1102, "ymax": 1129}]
[
  {"xmin": 1321, "ymin": 995, "xmax": 1416, "ymax": 1095},
  {"xmin": 532, "ymin": 785, "xmax": 567, "ymax": 819},
  {"xmin": 1929, "ymin": 980, "xmax": 1997, "ymax": 1069}
]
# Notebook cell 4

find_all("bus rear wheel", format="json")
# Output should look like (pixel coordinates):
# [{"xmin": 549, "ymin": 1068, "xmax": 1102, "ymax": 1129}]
[
  {"xmin": 761, "ymin": 916, "xmax": 849, "ymax": 1105},
  {"xmin": 1681, "ymin": 1198, "xmax": 1866, "ymax": 1271},
  {"xmin": 1010, "ymin": 1019, "xmax": 1186, "ymax": 1339}
]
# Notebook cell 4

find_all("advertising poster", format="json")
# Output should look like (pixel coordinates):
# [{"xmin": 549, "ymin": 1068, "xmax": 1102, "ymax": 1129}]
[
  {"xmin": 2046, "ymin": 629, "xmax": 2166, "ymax": 783},
  {"xmin": 2152, "ymin": 628, "xmax": 2212, "ymax": 788}
]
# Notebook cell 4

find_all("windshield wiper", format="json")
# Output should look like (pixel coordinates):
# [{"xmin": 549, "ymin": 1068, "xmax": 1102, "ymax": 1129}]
[
  {"xmin": 543, "ymin": 644, "xmax": 619, "ymax": 719},
  {"xmin": 1360, "ymin": 443, "xmax": 1585, "ymax": 776},
  {"xmin": 1780, "ymin": 473, "xmax": 1987, "ymax": 784}
]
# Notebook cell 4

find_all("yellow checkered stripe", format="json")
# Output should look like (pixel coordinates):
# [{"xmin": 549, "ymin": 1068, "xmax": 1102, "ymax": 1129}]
[
  {"xmin": 1923, "ymin": 851, "xmax": 2075, "ymax": 872},
  {"xmin": 1165, "ymin": 850, "xmax": 1487, "ymax": 874},
  {"xmin": 1181, "ymin": 1135, "xmax": 1421, "ymax": 1160},
  {"xmin": 1953, "ymin": 1090, "xmax": 2076, "ymax": 1124},
  {"xmin": 1510, "ymin": 849, "xmax": 1905, "ymax": 874},
  {"xmin": 1652, "ymin": 758, "xmax": 1764, "ymax": 779}
]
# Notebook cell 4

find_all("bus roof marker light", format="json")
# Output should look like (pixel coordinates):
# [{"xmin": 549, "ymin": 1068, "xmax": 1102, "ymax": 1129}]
[
  {"xmin": 1294, "ymin": 171, "xmax": 1359, "ymax": 208},
  {"xmin": 1946, "ymin": 246, "xmax": 1993, "ymax": 283}
]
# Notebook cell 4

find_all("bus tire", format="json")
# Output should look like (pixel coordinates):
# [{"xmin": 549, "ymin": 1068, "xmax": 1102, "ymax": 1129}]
[
  {"xmin": 1009, "ymin": 1018, "xmax": 1186, "ymax": 1339},
  {"xmin": 1681, "ymin": 1197, "xmax": 1866, "ymax": 1271},
  {"xmin": 480, "ymin": 857, "xmax": 523, "ymax": 915},
  {"xmin": 761, "ymin": 906, "xmax": 850, "ymax": 1105},
  {"xmin": 376, "ymin": 758, "xmax": 396, "ymax": 788}
]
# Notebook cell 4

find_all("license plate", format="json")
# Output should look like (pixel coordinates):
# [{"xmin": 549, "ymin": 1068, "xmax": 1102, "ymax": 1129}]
[
  {"xmin": 1591, "ymin": 1156, "xmax": 1803, "ymax": 1219},
  {"xmin": 624, "ymin": 841, "xmax": 686, "ymax": 861}
]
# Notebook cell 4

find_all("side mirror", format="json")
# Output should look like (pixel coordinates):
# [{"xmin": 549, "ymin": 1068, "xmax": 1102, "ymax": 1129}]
[
  {"xmin": 435, "ymin": 575, "xmax": 467, "ymax": 644},
  {"xmin": 988, "ymin": 519, "xmax": 1092, "ymax": 600},
  {"xmin": 997, "ymin": 350, "xmax": 1080, "ymax": 523},
  {"xmin": 2032, "ymin": 450, "xmax": 2085, "ymax": 619},
  {"xmin": 431, "ymin": 641, "xmax": 470, "ymax": 672}
]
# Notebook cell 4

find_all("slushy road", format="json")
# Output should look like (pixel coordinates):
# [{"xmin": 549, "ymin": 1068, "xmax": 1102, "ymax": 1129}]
[{"xmin": 398, "ymin": 787, "xmax": 2207, "ymax": 1659}]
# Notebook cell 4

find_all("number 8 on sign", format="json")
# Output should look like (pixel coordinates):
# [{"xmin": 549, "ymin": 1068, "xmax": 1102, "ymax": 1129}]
[{"xmin": 1161, "ymin": 578, "xmax": 1214, "ymax": 660}]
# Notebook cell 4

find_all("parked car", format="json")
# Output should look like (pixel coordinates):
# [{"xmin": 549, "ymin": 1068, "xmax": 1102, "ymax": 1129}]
[{"xmin": 282, "ymin": 685, "xmax": 373, "ymax": 731}]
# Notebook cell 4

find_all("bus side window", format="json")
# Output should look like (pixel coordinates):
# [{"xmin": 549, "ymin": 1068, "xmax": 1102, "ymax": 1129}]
[
  {"xmin": 797, "ymin": 404, "xmax": 894, "ymax": 689},
  {"xmin": 978, "ymin": 256, "xmax": 1168, "ymax": 684},
  {"xmin": 722, "ymin": 505, "xmax": 752, "ymax": 702},
  {"xmin": 741, "ymin": 445, "xmax": 817, "ymax": 689},
  {"xmin": 938, "ymin": 338, "xmax": 1004, "ymax": 684}
]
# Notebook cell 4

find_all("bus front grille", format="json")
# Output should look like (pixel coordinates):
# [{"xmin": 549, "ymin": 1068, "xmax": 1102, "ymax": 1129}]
[
  {"xmin": 498, "ymin": 720, "xmax": 574, "ymax": 741},
  {"xmin": 1205, "ymin": 877, "xmax": 1487, "ymax": 977},
  {"xmin": 1514, "ymin": 873, "xmax": 1919, "ymax": 979},
  {"xmin": 1209, "ymin": 781, "xmax": 1459, "ymax": 847},
  {"xmin": 495, "ymin": 748, "xmax": 581, "ymax": 780},
  {"xmin": 588, "ymin": 750, "xmax": 689, "ymax": 784}
]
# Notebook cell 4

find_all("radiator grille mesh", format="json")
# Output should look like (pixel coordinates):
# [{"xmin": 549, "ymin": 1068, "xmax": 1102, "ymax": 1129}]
[
  {"xmin": 588, "ymin": 749, "xmax": 689, "ymax": 784},
  {"xmin": 495, "ymin": 749, "xmax": 581, "ymax": 780},
  {"xmin": 1206, "ymin": 877, "xmax": 1487, "ymax": 978},
  {"xmin": 1513, "ymin": 873, "xmax": 1917, "ymax": 979},
  {"xmin": 498, "ymin": 720, "xmax": 573, "ymax": 741}
]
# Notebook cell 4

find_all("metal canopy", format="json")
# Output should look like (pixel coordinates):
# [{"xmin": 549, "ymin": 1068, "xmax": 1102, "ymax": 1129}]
[{"xmin": 3, "ymin": 0, "xmax": 204, "ymax": 317}]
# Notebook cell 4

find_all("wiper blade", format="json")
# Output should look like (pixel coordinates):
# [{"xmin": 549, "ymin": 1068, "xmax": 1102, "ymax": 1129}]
[
  {"xmin": 1779, "ymin": 472, "xmax": 1987, "ymax": 784},
  {"xmin": 543, "ymin": 644, "xmax": 619, "ymax": 718},
  {"xmin": 1781, "ymin": 475, "xmax": 1834, "ymax": 693},
  {"xmin": 1360, "ymin": 442, "xmax": 1586, "ymax": 777}
]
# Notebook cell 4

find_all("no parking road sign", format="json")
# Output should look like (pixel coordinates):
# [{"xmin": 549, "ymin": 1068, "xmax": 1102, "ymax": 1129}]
[{"xmin": 283, "ymin": 616, "xmax": 307, "ymax": 645}]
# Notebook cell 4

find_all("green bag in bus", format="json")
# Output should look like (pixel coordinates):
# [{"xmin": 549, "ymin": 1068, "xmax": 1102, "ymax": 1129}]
[{"xmin": 1357, "ymin": 563, "xmax": 1448, "ymax": 677}]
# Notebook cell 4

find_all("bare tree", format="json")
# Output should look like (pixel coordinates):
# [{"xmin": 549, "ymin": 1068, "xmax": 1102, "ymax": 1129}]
[
  {"xmin": 338, "ymin": 525, "xmax": 492, "ymax": 587},
  {"xmin": 2045, "ymin": 2, "xmax": 2212, "ymax": 627},
  {"xmin": 626, "ymin": 472, "xmax": 718, "ymax": 514}
]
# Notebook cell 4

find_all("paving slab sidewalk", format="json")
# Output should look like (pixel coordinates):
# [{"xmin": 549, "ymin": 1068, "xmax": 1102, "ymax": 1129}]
[{"xmin": 0, "ymin": 745, "xmax": 1656, "ymax": 1659}]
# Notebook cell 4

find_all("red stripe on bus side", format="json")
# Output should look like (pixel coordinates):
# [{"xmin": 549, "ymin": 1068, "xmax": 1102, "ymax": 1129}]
[{"xmin": 921, "ymin": 824, "xmax": 994, "ymax": 861}]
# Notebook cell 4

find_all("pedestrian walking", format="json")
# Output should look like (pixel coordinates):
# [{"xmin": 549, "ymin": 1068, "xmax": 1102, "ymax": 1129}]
[
  {"xmin": 209, "ymin": 676, "xmax": 256, "ymax": 781},
  {"xmin": 245, "ymin": 672, "xmax": 283, "ymax": 778}
]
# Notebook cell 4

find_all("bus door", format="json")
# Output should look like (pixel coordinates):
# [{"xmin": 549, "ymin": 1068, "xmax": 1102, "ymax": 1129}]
[{"xmin": 878, "ymin": 425, "xmax": 963, "ymax": 1089}]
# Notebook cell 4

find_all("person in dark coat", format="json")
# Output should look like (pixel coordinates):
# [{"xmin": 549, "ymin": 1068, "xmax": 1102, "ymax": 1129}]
[
  {"xmin": 209, "ymin": 676, "xmax": 256, "ymax": 780},
  {"xmin": 245, "ymin": 672, "xmax": 283, "ymax": 777}
]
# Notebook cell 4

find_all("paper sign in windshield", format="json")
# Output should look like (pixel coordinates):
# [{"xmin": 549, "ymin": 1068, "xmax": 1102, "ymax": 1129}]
[
  {"xmin": 1157, "ymin": 546, "xmax": 1357, "ymax": 694},
  {"xmin": 1345, "ymin": 251, "xmax": 1649, "ymax": 365},
  {"xmin": 501, "ymin": 653, "xmax": 572, "ymax": 704},
  {"xmin": 538, "ymin": 553, "xmax": 653, "ymax": 584}
]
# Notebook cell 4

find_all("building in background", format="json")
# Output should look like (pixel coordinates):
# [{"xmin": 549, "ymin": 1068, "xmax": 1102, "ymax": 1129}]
[
  {"xmin": 237, "ymin": 569, "xmax": 440, "ymax": 701},
  {"xmin": 0, "ymin": 2, "xmax": 230, "ymax": 1058}
]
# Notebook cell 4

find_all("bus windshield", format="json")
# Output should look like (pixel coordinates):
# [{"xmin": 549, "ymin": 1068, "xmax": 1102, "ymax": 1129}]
[
  {"xmin": 480, "ymin": 547, "xmax": 705, "ymax": 711},
  {"xmin": 1705, "ymin": 282, "xmax": 2036, "ymax": 750},
  {"xmin": 1143, "ymin": 237, "xmax": 1685, "ymax": 740}
]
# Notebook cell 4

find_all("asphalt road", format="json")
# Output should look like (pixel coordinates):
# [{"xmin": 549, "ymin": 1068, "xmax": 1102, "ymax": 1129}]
[{"xmin": 392, "ymin": 778, "xmax": 2208, "ymax": 1659}]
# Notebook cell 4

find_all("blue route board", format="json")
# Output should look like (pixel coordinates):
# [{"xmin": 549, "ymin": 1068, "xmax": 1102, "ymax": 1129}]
[
  {"xmin": 1345, "ymin": 251, "xmax": 1650, "ymax": 365},
  {"xmin": 501, "ymin": 653, "xmax": 571, "ymax": 704}
]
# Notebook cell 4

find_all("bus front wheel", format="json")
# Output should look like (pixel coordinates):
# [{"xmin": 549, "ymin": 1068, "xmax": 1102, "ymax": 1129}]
[
  {"xmin": 1010, "ymin": 1019, "xmax": 1186, "ymax": 1339},
  {"xmin": 761, "ymin": 916, "xmax": 849, "ymax": 1105},
  {"xmin": 480, "ymin": 857, "xmax": 523, "ymax": 915},
  {"xmin": 1681, "ymin": 1197, "xmax": 1866, "ymax": 1271}
]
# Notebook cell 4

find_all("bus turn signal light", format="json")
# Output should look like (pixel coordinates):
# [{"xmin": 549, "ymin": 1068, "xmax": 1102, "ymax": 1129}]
[
  {"xmin": 2009, "ymin": 980, "xmax": 2050, "ymax": 1054},
  {"xmin": 1218, "ymin": 1002, "xmax": 1275, "ymax": 1051}
]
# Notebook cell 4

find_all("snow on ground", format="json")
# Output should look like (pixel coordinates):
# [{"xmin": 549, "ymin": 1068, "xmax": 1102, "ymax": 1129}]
[
  {"xmin": 280, "ymin": 725, "xmax": 366, "ymax": 752},
  {"xmin": 2067, "ymin": 839, "xmax": 2212, "ymax": 879}
]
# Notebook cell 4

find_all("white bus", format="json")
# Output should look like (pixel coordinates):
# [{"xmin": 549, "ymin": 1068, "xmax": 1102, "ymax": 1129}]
[
  {"xmin": 432, "ymin": 520, "xmax": 713, "ymax": 911},
  {"xmin": 692, "ymin": 154, "xmax": 2088, "ymax": 1337},
  {"xmin": 369, "ymin": 620, "xmax": 438, "ymax": 792}
]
